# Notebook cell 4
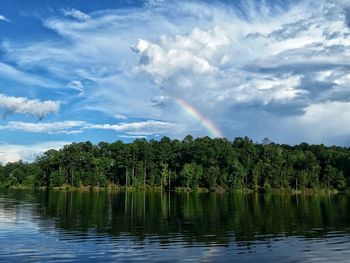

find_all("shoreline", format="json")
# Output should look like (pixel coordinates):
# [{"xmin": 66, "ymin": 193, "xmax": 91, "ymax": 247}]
[{"xmin": 2, "ymin": 184, "xmax": 342, "ymax": 195}]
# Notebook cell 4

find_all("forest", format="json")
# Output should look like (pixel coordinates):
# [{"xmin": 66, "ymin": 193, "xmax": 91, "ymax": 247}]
[{"xmin": 0, "ymin": 136, "xmax": 349, "ymax": 192}]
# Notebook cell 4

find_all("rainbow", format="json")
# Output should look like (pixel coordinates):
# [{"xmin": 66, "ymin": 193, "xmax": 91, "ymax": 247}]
[{"xmin": 175, "ymin": 98, "xmax": 223, "ymax": 138}]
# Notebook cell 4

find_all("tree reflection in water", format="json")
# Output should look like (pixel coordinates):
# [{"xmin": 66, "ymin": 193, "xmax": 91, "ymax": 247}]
[{"xmin": 2, "ymin": 191, "xmax": 344, "ymax": 248}]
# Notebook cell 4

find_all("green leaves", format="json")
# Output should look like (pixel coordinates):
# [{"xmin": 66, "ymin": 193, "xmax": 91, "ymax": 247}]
[{"xmin": 1, "ymin": 135, "xmax": 350, "ymax": 192}]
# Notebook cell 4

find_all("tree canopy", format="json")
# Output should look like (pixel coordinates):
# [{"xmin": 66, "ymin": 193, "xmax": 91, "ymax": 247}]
[{"xmin": 1, "ymin": 136, "xmax": 349, "ymax": 192}]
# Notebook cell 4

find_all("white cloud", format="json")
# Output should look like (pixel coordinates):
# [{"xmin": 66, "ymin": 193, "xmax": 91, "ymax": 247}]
[
  {"xmin": 299, "ymin": 101, "xmax": 350, "ymax": 133},
  {"xmin": 0, "ymin": 94, "xmax": 60, "ymax": 120},
  {"xmin": 132, "ymin": 25, "xmax": 231, "ymax": 83},
  {"xmin": 145, "ymin": 0, "xmax": 165, "ymax": 7},
  {"xmin": 118, "ymin": 134, "xmax": 147, "ymax": 139},
  {"xmin": 0, "ymin": 121, "xmax": 85, "ymax": 134},
  {"xmin": 219, "ymin": 74, "xmax": 306, "ymax": 105},
  {"xmin": 0, "ymin": 141, "xmax": 70, "ymax": 163},
  {"xmin": 0, "ymin": 119, "xmax": 177, "ymax": 137},
  {"xmin": 67, "ymin": 80, "xmax": 84, "ymax": 95},
  {"xmin": 0, "ymin": 15, "xmax": 9, "ymax": 22},
  {"xmin": 0, "ymin": 62, "xmax": 57, "ymax": 87},
  {"xmin": 150, "ymin": 95, "xmax": 169, "ymax": 105},
  {"xmin": 132, "ymin": 1, "xmax": 349, "ymax": 104},
  {"xmin": 114, "ymin": 114, "xmax": 127, "ymax": 120},
  {"xmin": 2, "ymin": 0, "xmax": 350, "ymax": 143},
  {"xmin": 332, "ymin": 0, "xmax": 350, "ymax": 8},
  {"xmin": 315, "ymin": 69, "xmax": 350, "ymax": 85},
  {"xmin": 296, "ymin": 101, "xmax": 350, "ymax": 143},
  {"xmin": 61, "ymin": 8, "xmax": 91, "ymax": 22},
  {"xmin": 86, "ymin": 120, "xmax": 177, "ymax": 135}
]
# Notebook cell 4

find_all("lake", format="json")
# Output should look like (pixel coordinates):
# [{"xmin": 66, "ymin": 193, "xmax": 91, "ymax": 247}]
[{"xmin": 1, "ymin": 190, "xmax": 350, "ymax": 262}]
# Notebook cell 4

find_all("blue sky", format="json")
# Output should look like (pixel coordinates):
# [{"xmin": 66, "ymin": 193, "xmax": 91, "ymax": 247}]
[{"xmin": 0, "ymin": 0, "xmax": 350, "ymax": 162}]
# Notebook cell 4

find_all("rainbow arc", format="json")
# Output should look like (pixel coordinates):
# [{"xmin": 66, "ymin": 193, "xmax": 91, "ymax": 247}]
[{"xmin": 175, "ymin": 98, "xmax": 223, "ymax": 138}]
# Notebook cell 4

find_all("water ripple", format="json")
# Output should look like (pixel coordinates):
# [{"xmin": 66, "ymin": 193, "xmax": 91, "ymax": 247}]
[{"xmin": 1, "ymin": 190, "xmax": 350, "ymax": 262}]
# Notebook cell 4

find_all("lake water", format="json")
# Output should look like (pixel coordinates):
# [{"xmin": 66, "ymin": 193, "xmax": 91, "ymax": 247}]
[{"xmin": 1, "ymin": 190, "xmax": 350, "ymax": 262}]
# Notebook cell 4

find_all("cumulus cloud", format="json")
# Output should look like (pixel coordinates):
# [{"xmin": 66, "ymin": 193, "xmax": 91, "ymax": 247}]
[
  {"xmin": 0, "ymin": 15, "xmax": 9, "ymax": 22},
  {"xmin": 217, "ymin": 74, "xmax": 306, "ymax": 105},
  {"xmin": 0, "ymin": 94, "xmax": 60, "ymax": 120},
  {"xmin": 61, "ymin": 8, "xmax": 91, "ymax": 21},
  {"xmin": 131, "ymin": 25, "xmax": 231, "ymax": 83},
  {"xmin": 2, "ymin": 0, "xmax": 350, "ymax": 143},
  {"xmin": 132, "ymin": 1, "xmax": 349, "ymax": 106},
  {"xmin": 128, "ymin": 0, "xmax": 350, "ymax": 141},
  {"xmin": 0, "ymin": 141, "xmax": 70, "ymax": 163}
]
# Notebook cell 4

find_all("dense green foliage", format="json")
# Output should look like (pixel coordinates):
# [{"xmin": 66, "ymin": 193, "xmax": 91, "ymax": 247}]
[{"xmin": 1, "ymin": 136, "xmax": 350, "ymax": 191}]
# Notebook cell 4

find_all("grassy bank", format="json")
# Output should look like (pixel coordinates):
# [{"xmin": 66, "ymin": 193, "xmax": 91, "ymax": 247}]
[
  {"xmin": 26, "ymin": 184, "xmax": 343, "ymax": 195},
  {"xmin": 0, "ymin": 182, "xmax": 343, "ymax": 195}
]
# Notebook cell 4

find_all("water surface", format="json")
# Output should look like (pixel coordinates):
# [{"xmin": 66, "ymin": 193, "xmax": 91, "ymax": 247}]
[{"xmin": 1, "ymin": 190, "xmax": 350, "ymax": 262}]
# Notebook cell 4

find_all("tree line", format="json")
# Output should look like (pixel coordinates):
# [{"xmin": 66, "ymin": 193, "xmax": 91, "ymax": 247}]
[{"xmin": 0, "ymin": 136, "xmax": 349, "ymax": 191}]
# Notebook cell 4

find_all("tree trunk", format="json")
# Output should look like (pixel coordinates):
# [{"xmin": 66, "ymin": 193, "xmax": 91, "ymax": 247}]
[
  {"xmin": 71, "ymin": 167, "xmax": 74, "ymax": 186},
  {"xmin": 143, "ymin": 159, "xmax": 146, "ymax": 188},
  {"xmin": 280, "ymin": 171, "xmax": 284, "ymax": 189},
  {"xmin": 95, "ymin": 165, "xmax": 98, "ymax": 187},
  {"xmin": 169, "ymin": 169, "xmax": 171, "ymax": 191},
  {"xmin": 46, "ymin": 168, "xmax": 51, "ymax": 188},
  {"xmin": 126, "ymin": 168, "xmax": 128, "ymax": 188},
  {"xmin": 65, "ymin": 167, "xmax": 69, "ymax": 184}
]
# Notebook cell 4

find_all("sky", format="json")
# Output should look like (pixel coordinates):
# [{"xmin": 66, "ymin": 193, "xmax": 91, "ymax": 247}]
[{"xmin": 0, "ymin": 0, "xmax": 350, "ymax": 163}]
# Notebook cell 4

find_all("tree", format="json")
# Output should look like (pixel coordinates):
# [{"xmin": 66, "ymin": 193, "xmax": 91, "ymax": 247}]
[
  {"xmin": 1, "ymin": 135, "xmax": 349, "ymax": 193},
  {"xmin": 180, "ymin": 163, "xmax": 203, "ymax": 189}
]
